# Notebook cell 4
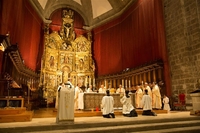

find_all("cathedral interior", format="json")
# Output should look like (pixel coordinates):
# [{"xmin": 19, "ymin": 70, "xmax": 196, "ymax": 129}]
[{"xmin": 0, "ymin": 0, "xmax": 200, "ymax": 123}]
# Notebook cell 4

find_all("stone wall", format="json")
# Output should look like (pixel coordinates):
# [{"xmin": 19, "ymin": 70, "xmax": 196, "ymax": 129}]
[{"xmin": 163, "ymin": 0, "xmax": 200, "ymax": 104}]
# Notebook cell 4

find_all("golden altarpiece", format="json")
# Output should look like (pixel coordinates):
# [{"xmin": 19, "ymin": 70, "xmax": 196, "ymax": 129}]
[{"xmin": 40, "ymin": 10, "xmax": 95, "ymax": 103}]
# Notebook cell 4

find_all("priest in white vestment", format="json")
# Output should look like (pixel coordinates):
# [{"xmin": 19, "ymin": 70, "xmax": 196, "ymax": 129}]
[
  {"xmin": 57, "ymin": 81, "xmax": 75, "ymax": 122},
  {"xmin": 101, "ymin": 90, "xmax": 115, "ymax": 118},
  {"xmin": 120, "ymin": 90, "xmax": 138, "ymax": 117},
  {"xmin": 135, "ymin": 85, "xmax": 143, "ymax": 109},
  {"xmin": 99, "ymin": 84, "xmax": 106, "ymax": 93},
  {"xmin": 86, "ymin": 85, "xmax": 94, "ymax": 93},
  {"xmin": 116, "ymin": 84, "xmax": 125, "ymax": 94},
  {"xmin": 74, "ymin": 83, "xmax": 84, "ymax": 110},
  {"xmin": 152, "ymin": 82, "xmax": 162, "ymax": 109},
  {"xmin": 144, "ymin": 82, "xmax": 152, "ymax": 98}
]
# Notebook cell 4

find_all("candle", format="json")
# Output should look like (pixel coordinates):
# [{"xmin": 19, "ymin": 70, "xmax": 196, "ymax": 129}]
[
  {"xmin": 85, "ymin": 76, "xmax": 87, "ymax": 86},
  {"xmin": 93, "ymin": 78, "xmax": 95, "ymax": 87},
  {"xmin": 89, "ymin": 77, "xmax": 91, "ymax": 85}
]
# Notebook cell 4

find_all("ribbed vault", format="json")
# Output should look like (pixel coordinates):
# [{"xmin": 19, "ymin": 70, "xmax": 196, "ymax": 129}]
[{"xmin": 28, "ymin": 0, "xmax": 136, "ymax": 29}]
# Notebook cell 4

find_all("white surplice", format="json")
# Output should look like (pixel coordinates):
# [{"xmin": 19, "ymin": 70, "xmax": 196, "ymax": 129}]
[
  {"xmin": 120, "ymin": 96, "xmax": 134, "ymax": 114},
  {"xmin": 58, "ymin": 85, "xmax": 74, "ymax": 121},
  {"xmin": 101, "ymin": 95, "xmax": 114, "ymax": 115},
  {"xmin": 141, "ymin": 94, "xmax": 152, "ymax": 111}
]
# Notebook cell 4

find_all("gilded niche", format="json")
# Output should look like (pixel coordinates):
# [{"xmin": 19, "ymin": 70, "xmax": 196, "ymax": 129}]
[{"xmin": 40, "ymin": 9, "xmax": 95, "ymax": 101}]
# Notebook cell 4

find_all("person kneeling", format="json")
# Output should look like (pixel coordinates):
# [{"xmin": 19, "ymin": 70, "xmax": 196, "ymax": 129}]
[
  {"xmin": 120, "ymin": 90, "xmax": 138, "ymax": 117},
  {"xmin": 101, "ymin": 90, "xmax": 115, "ymax": 118},
  {"xmin": 141, "ymin": 89, "xmax": 157, "ymax": 116}
]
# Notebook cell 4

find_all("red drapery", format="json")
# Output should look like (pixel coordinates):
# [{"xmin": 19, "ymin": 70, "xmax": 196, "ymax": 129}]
[
  {"xmin": 0, "ymin": 0, "xmax": 43, "ymax": 71},
  {"xmin": 93, "ymin": 0, "xmax": 167, "ymax": 76},
  {"xmin": 93, "ymin": 0, "xmax": 171, "ymax": 95}
]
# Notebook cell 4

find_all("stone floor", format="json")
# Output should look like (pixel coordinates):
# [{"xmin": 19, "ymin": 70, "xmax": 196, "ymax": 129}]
[{"xmin": 1, "ymin": 111, "xmax": 200, "ymax": 132}]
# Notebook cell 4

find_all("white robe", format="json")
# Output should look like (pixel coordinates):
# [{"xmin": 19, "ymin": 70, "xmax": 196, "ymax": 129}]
[
  {"xmin": 74, "ymin": 86, "xmax": 83, "ymax": 109},
  {"xmin": 86, "ymin": 87, "xmax": 93, "ymax": 93},
  {"xmin": 58, "ymin": 86, "xmax": 74, "ymax": 121},
  {"xmin": 116, "ymin": 88, "xmax": 125, "ymax": 94},
  {"xmin": 141, "ymin": 94, "xmax": 152, "ymax": 111},
  {"xmin": 152, "ymin": 85, "xmax": 162, "ymax": 109},
  {"xmin": 101, "ymin": 96, "xmax": 114, "ymax": 115},
  {"xmin": 99, "ymin": 87, "xmax": 106, "ymax": 93},
  {"xmin": 135, "ymin": 88, "xmax": 143, "ymax": 108},
  {"xmin": 78, "ymin": 93, "xmax": 84, "ymax": 109},
  {"xmin": 120, "ymin": 96, "xmax": 134, "ymax": 114},
  {"xmin": 163, "ymin": 97, "xmax": 170, "ymax": 112}
]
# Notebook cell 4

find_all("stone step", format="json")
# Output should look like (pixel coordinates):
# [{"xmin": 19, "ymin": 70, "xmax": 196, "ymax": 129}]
[
  {"xmin": 10, "ymin": 120, "xmax": 200, "ymax": 133},
  {"xmin": 1, "ymin": 116, "xmax": 199, "ymax": 133},
  {"xmin": 134, "ymin": 126, "xmax": 200, "ymax": 133}
]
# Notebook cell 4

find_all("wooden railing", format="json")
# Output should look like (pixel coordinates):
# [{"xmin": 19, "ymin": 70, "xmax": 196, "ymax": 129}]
[{"xmin": 96, "ymin": 60, "xmax": 164, "ymax": 89}]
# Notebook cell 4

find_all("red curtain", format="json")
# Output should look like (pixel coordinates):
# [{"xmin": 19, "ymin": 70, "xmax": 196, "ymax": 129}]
[
  {"xmin": 0, "ymin": 0, "xmax": 43, "ymax": 71},
  {"xmin": 93, "ymin": 0, "xmax": 167, "ymax": 76}
]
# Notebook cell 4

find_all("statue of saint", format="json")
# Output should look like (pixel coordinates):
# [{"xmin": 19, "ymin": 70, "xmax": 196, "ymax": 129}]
[
  {"xmin": 49, "ymin": 56, "xmax": 54, "ymax": 68},
  {"xmin": 79, "ymin": 59, "xmax": 84, "ymax": 71}
]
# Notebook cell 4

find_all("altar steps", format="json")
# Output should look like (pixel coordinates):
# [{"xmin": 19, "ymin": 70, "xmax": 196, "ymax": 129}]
[
  {"xmin": 0, "ymin": 114, "xmax": 199, "ymax": 133},
  {"xmin": 0, "ymin": 107, "xmax": 167, "ymax": 123},
  {"xmin": 74, "ymin": 109, "xmax": 167, "ymax": 117},
  {"xmin": 43, "ymin": 108, "xmax": 167, "ymax": 118},
  {"xmin": 0, "ymin": 107, "xmax": 33, "ymax": 123}
]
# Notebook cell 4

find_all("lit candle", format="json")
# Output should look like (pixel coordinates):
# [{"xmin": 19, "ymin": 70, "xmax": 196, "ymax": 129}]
[
  {"xmin": 93, "ymin": 78, "xmax": 95, "ymax": 87},
  {"xmin": 85, "ymin": 76, "xmax": 87, "ymax": 86},
  {"xmin": 89, "ymin": 77, "xmax": 91, "ymax": 85}
]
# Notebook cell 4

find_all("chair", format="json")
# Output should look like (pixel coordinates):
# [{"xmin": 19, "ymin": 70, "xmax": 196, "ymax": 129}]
[{"xmin": 173, "ymin": 93, "xmax": 186, "ymax": 111}]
